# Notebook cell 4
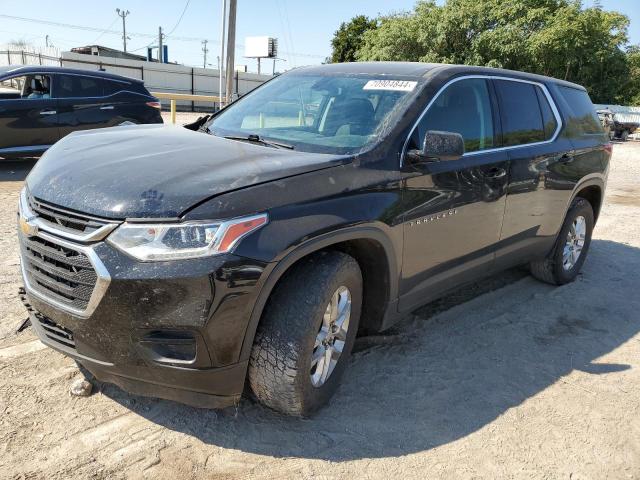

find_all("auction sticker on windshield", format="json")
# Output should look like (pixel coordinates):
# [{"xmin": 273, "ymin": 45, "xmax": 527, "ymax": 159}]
[{"xmin": 363, "ymin": 80, "xmax": 417, "ymax": 92}]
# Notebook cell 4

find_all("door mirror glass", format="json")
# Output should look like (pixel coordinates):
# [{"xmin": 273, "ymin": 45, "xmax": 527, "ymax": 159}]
[{"xmin": 408, "ymin": 130, "xmax": 465, "ymax": 163}]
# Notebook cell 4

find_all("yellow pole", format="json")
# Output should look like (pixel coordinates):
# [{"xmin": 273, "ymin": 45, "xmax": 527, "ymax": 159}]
[
  {"xmin": 298, "ymin": 110, "xmax": 303, "ymax": 126},
  {"xmin": 170, "ymin": 99, "xmax": 176, "ymax": 124}
]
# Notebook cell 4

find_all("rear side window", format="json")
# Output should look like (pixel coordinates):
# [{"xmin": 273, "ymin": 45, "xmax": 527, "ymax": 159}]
[
  {"xmin": 413, "ymin": 78, "xmax": 495, "ymax": 153},
  {"xmin": 54, "ymin": 75, "xmax": 103, "ymax": 98},
  {"xmin": 102, "ymin": 80, "xmax": 125, "ymax": 96},
  {"xmin": 495, "ymin": 80, "xmax": 545, "ymax": 146},
  {"xmin": 557, "ymin": 86, "xmax": 602, "ymax": 135}
]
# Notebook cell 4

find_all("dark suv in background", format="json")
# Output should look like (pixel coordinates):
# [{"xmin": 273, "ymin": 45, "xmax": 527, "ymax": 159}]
[
  {"xmin": 18, "ymin": 62, "xmax": 610, "ymax": 416},
  {"xmin": 0, "ymin": 66, "xmax": 162, "ymax": 159}
]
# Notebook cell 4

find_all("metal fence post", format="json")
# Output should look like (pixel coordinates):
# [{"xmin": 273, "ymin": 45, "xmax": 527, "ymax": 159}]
[{"xmin": 191, "ymin": 68, "xmax": 195, "ymax": 112}]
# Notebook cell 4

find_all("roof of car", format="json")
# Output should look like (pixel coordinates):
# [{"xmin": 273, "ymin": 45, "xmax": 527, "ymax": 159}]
[
  {"xmin": 292, "ymin": 62, "xmax": 584, "ymax": 90},
  {"xmin": 0, "ymin": 65, "xmax": 142, "ymax": 83}
]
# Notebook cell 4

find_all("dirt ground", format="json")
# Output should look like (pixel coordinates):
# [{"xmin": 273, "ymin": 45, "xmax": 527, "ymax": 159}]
[{"xmin": 1, "ymin": 141, "xmax": 639, "ymax": 480}]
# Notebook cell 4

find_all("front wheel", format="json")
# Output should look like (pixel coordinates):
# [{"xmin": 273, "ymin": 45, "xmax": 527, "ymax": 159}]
[
  {"xmin": 248, "ymin": 251, "xmax": 362, "ymax": 416},
  {"xmin": 530, "ymin": 197, "xmax": 594, "ymax": 285}
]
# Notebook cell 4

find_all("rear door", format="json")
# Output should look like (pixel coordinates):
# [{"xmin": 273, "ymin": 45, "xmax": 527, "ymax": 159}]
[
  {"xmin": 54, "ymin": 74, "xmax": 114, "ymax": 138},
  {"xmin": 493, "ymin": 78, "xmax": 573, "ymax": 264},
  {"xmin": 399, "ymin": 77, "xmax": 509, "ymax": 311},
  {"xmin": 0, "ymin": 74, "xmax": 60, "ymax": 154},
  {"xmin": 493, "ymin": 78, "xmax": 574, "ymax": 267}
]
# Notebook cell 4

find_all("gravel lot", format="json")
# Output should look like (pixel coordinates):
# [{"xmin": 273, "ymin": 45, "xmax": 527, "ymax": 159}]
[{"xmin": 1, "ymin": 141, "xmax": 639, "ymax": 480}]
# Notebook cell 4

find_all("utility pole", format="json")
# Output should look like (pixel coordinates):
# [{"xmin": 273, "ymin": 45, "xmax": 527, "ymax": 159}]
[
  {"xmin": 116, "ymin": 9, "xmax": 130, "ymax": 52},
  {"xmin": 45, "ymin": 35, "xmax": 49, "ymax": 48},
  {"xmin": 225, "ymin": 0, "xmax": 237, "ymax": 104},
  {"xmin": 219, "ymin": 0, "xmax": 227, "ymax": 108},
  {"xmin": 158, "ymin": 26, "xmax": 164, "ymax": 63},
  {"xmin": 202, "ymin": 40, "xmax": 209, "ymax": 68}
]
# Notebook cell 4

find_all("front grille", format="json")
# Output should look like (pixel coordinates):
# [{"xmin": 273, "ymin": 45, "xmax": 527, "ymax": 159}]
[
  {"xmin": 35, "ymin": 311, "xmax": 76, "ymax": 349},
  {"xmin": 20, "ymin": 234, "xmax": 97, "ymax": 311},
  {"xmin": 28, "ymin": 195, "xmax": 108, "ymax": 235}
]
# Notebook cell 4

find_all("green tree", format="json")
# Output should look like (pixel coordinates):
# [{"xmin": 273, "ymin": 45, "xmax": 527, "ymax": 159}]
[
  {"xmin": 353, "ymin": 0, "xmax": 636, "ymax": 104},
  {"xmin": 330, "ymin": 15, "xmax": 378, "ymax": 63},
  {"xmin": 621, "ymin": 46, "xmax": 640, "ymax": 105}
]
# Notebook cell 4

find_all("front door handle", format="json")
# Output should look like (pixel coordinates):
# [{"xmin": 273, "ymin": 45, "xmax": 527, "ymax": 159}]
[
  {"xmin": 559, "ymin": 153, "xmax": 574, "ymax": 164},
  {"xmin": 100, "ymin": 105, "xmax": 115, "ymax": 110},
  {"xmin": 39, "ymin": 109, "xmax": 57, "ymax": 115},
  {"xmin": 485, "ymin": 167, "xmax": 507, "ymax": 179}
]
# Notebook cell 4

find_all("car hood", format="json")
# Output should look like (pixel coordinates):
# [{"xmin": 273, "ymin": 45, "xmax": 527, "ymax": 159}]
[{"xmin": 26, "ymin": 124, "xmax": 346, "ymax": 219}]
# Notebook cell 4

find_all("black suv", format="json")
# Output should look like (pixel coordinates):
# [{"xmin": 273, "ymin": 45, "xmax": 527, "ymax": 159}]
[
  {"xmin": 0, "ymin": 66, "xmax": 162, "ymax": 159},
  {"xmin": 18, "ymin": 63, "xmax": 610, "ymax": 416}
]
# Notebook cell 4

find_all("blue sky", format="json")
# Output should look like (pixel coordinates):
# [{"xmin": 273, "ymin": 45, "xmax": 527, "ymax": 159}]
[{"xmin": 0, "ymin": 0, "xmax": 638, "ymax": 72}]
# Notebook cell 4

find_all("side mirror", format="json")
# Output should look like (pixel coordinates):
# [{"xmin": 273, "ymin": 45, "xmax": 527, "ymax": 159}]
[{"xmin": 407, "ymin": 130, "xmax": 465, "ymax": 163}]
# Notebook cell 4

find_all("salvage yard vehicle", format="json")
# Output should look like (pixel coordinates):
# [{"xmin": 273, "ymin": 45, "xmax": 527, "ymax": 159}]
[
  {"xmin": 0, "ymin": 66, "xmax": 162, "ymax": 159},
  {"xmin": 597, "ymin": 108, "xmax": 639, "ymax": 141},
  {"xmin": 18, "ymin": 62, "xmax": 610, "ymax": 416}
]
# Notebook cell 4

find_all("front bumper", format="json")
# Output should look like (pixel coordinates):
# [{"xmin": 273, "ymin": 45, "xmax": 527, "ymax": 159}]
[{"xmin": 19, "ymin": 229, "xmax": 271, "ymax": 408}]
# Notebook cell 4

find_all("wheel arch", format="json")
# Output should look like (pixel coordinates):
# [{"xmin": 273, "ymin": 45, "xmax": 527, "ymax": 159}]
[
  {"xmin": 570, "ymin": 176, "xmax": 605, "ymax": 223},
  {"xmin": 238, "ymin": 226, "xmax": 399, "ymax": 361}
]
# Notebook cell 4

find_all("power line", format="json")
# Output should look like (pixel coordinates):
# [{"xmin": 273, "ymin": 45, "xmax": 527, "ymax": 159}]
[
  {"xmin": 0, "ymin": 13, "xmax": 326, "ymax": 59},
  {"xmin": 166, "ymin": 0, "xmax": 192, "ymax": 36},
  {"xmin": 91, "ymin": 17, "xmax": 119, "ymax": 44}
]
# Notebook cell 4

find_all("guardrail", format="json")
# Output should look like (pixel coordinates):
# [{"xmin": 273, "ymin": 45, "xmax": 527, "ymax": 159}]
[{"xmin": 151, "ymin": 92, "xmax": 222, "ymax": 124}]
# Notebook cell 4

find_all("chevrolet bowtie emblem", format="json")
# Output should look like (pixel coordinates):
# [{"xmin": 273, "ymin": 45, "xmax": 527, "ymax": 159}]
[{"xmin": 19, "ymin": 215, "xmax": 38, "ymax": 237}]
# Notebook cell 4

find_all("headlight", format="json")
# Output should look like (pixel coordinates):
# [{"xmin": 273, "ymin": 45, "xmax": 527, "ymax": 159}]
[{"xmin": 107, "ymin": 213, "xmax": 267, "ymax": 261}]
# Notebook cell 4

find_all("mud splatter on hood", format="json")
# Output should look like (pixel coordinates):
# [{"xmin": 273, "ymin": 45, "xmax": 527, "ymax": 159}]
[{"xmin": 26, "ymin": 124, "xmax": 344, "ymax": 219}]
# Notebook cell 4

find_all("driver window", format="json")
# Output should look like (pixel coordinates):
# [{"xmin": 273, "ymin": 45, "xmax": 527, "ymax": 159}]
[
  {"xmin": 22, "ymin": 75, "xmax": 52, "ymax": 99},
  {"xmin": 412, "ymin": 78, "xmax": 495, "ymax": 153}
]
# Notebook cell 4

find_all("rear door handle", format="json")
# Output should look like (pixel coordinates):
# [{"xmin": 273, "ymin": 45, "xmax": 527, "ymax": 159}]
[
  {"xmin": 485, "ymin": 167, "xmax": 507, "ymax": 179},
  {"xmin": 39, "ymin": 109, "xmax": 57, "ymax": 115},
  {"xmin": 100, "ymin": 105, "xmax": 115, "ymax": 110}
]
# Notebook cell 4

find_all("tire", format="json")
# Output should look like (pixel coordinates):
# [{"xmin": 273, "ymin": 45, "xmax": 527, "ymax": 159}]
[
  {"xmin": 248, "ymin": 251, "xmax": 362, "ymax": 416},
  {"xmin": 530, "ymin": 197, "xmax": 594, "ymax": 285},
  {"xmin": 621, "ymin": 130, "xmax": 629, "ymax": 141}
]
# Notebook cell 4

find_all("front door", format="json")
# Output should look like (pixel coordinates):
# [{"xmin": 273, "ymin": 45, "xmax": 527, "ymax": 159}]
[
  {"xmin": 399, "ymin": 77, "xmax": 509, "ymax": 311},
  {"xmin": 0, "ymin": 74, "xmax": 60, "ymax": 155}
]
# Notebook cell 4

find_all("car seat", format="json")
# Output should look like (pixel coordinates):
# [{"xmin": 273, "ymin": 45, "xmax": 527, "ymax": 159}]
[{"xmin": 322, "ymin": 97, "xmax": 375, "ymax": 136}]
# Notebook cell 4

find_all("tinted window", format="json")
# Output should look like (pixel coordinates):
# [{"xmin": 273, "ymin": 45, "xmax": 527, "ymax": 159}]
[
  {"xmin": 535, "ymin": 87, "xmax": 558, "ymax": 140},
  {"xmin": 557, "ymin": 86, "xmax": 602, "ymax": 135},
  {"xmin": 55, "ymin": 75, "xmax": 103, "ymax": 98},
  {"xmin": 495, "ymin": 80, "xmax": 544, "ymax": 146},
  {"xmin": 102, "ymin": 80, "xmax": 124, "ymax": 96},
  {"xmin": 414, "ymin": 78, "xmax": 495, "ymax": 153}
]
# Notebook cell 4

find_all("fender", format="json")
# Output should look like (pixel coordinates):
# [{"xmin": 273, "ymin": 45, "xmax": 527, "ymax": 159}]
[
  {"xmin": 237, "ymin": 224, "xmax": 400, "ymax": 362},
  {"xmin": 567, "ymin": 174, "xmax": 606, "ymax": 220}
]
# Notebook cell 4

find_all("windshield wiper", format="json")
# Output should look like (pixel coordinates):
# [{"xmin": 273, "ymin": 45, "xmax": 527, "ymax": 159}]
[{"xmin": 222, "ymin": 134, "xmax": 295, "ymax": 150}]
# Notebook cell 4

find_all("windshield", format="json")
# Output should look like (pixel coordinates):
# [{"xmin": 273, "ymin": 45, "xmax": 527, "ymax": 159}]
[{"xmin": 205, "ymin": 73, "xmax": 423, "ymax": 154}]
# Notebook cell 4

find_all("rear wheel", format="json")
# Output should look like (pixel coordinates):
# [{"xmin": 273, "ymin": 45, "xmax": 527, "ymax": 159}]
[
  {"xmin": 621, "ymin": 129, "xmax": 630, "ymax": 141},
  {"xmin": 248, "ymin": 251, "xmax": 362, "ymax": 416},
  {"xmin": 530, "ymin": 197, "xmax": 594, "ymax": 285}
]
